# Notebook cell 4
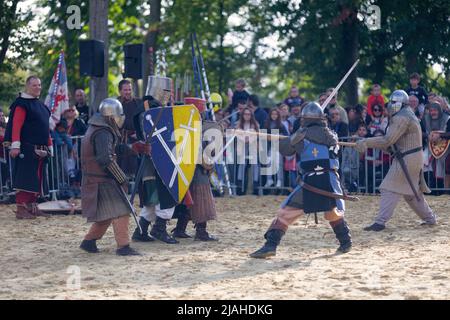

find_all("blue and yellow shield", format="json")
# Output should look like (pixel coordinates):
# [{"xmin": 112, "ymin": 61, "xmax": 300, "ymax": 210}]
[{"xmin": 143, "ymin": 105, "xmax": 202, "ymax": 203}]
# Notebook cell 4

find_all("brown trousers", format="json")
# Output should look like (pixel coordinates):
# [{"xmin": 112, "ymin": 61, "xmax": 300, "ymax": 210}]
[{"xmin": 84, "ymin": 215, "xmax": 130, "ymax": 248}]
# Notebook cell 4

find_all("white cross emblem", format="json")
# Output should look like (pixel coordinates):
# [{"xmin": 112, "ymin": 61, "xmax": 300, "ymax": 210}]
[
  {"xmin": 145, "ymin": 114, "xmax": 189, "ymax": 186},
  {"xmin": 169, "ymin": 109, "xmax": 197, "ymax": 188}
]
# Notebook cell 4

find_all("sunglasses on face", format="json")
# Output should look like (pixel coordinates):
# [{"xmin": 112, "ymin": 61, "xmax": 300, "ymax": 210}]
[{"xmin": 373, "ymin": 108, "xmax": 381, "ymax": 112}]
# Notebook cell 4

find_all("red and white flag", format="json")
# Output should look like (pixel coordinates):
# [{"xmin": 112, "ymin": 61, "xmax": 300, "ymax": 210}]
[{"xmin": 45, "ymin": 51, "xmax": 69, "ymax": 130}]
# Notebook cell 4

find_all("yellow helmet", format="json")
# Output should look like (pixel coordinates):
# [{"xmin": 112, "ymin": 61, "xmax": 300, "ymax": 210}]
[{"xmin": 210, "ymin": 92, "xmax": 223, "ymax": 106}]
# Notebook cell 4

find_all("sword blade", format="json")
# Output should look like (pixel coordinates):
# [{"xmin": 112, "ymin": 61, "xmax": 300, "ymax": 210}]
[
  {"xmin": 119, "ymin": 184, "xmax": 142, "ymax": 234},
  {"xmin": 320, "ymin": 59, "xmax": 359, "ymax": 111}
]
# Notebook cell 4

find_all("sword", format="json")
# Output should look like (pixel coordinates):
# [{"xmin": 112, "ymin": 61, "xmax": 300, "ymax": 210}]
[
  {"xmin": 229, "ymin": 129, "xmax": 357, "ymax": 147},
  {"xmin": 390, "ymin": 144, "xmax": 421, "ymax": 202},
  {"xmin": 119, "ymin": 183, "xmax": 142, "ymax": 234},
  {"xmin": 147, "ymin": 116, "xmax": 189, "ymax": 185},
  {"xmin": 169, "ymin": 108, "xmax": 197, "ymax": 187},
  {"xmin": 320, "ymin": 59, "xmax": 359, "ymax": 111}
]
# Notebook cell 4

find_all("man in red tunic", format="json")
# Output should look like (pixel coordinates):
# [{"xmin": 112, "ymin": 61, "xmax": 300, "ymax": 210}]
[{"xmin": 4, "ymin": 76, "xmax": 52, "ymax": 219}]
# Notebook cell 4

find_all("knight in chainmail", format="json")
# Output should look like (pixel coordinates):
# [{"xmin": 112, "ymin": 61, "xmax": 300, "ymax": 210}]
[
  {"xmin": 356, "ymin": 90, "xmax": 437, "ymax": 231},
  {"xmin": 250, "ymin": 102, "xmax": 353, "ymax": 259},
  {"xmin": 79, "ymin": 98, "xmax": 140, "ymax": 256}
]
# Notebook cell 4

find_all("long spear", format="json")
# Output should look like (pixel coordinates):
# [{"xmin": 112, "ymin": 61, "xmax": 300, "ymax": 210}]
[
  {"xmin": 128, "ymin": 47, "xmax": 170, "ymax": 234},
  {"xmin": 192, "ymin": 32, "xmax": 234, "ymax": 196},
  {"xmin": 193, "ymin": 32, "xmax": 214, "ymax": 120},
  {"xmin": 190, "ymin": 33, "xmax": 203, "ymax": 99}
]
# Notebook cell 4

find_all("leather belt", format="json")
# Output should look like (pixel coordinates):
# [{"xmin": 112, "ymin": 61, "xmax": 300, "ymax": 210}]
[
  {"xmin": 394, "ymin": 146, "xmax": 422, "ymax": 158},
  {"xmin": 298, "ymin": 177, "xmax": 359, "ymax": 202}
]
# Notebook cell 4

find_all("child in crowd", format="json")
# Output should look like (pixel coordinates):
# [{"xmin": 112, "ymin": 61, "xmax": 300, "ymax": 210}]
[
  {"xmin": 51, "ymin": 118, "xmax": 73, "ymax": 154},
  {"xmin": 367, "ymin": 84, "xmax": 385, "ymax": 116},
  {"xmin": 405, "ymin": 72, "xmax": 428, "ymax": 106}
]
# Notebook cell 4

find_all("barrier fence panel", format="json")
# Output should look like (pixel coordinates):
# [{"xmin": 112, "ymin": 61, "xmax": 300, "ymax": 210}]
[{"xmin": 0, "ymin": 135, "xmax": 448, "ymax": 202}]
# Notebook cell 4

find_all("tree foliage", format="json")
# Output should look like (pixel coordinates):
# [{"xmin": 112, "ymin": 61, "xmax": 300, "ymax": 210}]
[{"xmin": 1, "ymin": 0, "xmax": 449, "ymax": 111}]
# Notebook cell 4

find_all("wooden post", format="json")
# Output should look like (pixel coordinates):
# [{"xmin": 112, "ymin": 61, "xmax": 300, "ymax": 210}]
[{"xmin": 89, "ymin": 0, "xmax": 109, "ymax": 113}]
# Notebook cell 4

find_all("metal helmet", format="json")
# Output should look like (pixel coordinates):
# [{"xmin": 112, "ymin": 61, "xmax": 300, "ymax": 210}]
[
  {"xmin": 99, "ymin": 98, "xmax": 125, "ymax": 128},
  {"xmin": 301, "ymin": 102, "xmax": 324, "ymax": 119},
  {"xmin": 145, "ymin": 75, "xmax": 172, "ymax": 106},
  {"xmin": 388, "ymin": 90, "xmax": 409, "ymax": 116}
]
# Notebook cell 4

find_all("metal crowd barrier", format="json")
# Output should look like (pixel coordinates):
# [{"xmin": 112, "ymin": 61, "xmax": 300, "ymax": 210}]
[
  {"xmin": 0, "ymin": 135, "xmax": 448, "ymax": 203},
  {"xmin": 338, "ymin": 138, "xmax": 450, "ymax": 195},
  {"xmin": 0, "ymin": 136, "xmax": 85, "ymax": 203},
  {"xmin": 212, "ymin": 135, "xmax": 450, "ymax": 196}
]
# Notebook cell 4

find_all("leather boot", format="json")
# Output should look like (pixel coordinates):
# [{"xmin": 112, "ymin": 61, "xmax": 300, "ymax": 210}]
[
  {"xmin": 331, "ymin": 219, "xmax": 352, "ymax": 253},
  {"xmin": 16, "ymin": 203, "xmax": 36, "ymax": 220},
  {"xmin": 132, "ymin": 217, "xmax": 155, "ymax": 242},
  {"xmin": 250, "ymin": 229, "xmax": 285, "ymax": 258},
  {"xmin": 80, "ymin": 239, "xmax": 99, "ymax": 253},
  {"xmin": 172, "ymin": 210, "xmax": 192, "ymax": 238},
  {"xmin": 194, "ymin": 222, "xmax": 218, "ymax": 241},
  {"xmin": 363, "ymin": 223, "xmax": 385, "ymax": 232},
  {"xmin": 116, "ymin": 245, "xmax": 141, "ymax": 256},
  {"xmin": 150, "ymin": 217, "xmax": 179, "ymax": 244}
]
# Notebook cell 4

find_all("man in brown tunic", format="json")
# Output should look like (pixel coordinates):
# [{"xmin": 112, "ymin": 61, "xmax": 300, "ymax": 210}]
[
  {"xmin": 79, "ymin": 98, "xmax": 140, "ymax": 256},
  {"xmin": 356, "ymin": 90, "xmax": 437, "ymax": 231}
]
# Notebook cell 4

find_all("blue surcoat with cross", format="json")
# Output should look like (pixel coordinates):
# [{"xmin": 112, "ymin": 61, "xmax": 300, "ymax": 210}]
[{"xmin": 282, "ymin": 138, "xmax": 345, "ymax": 213}]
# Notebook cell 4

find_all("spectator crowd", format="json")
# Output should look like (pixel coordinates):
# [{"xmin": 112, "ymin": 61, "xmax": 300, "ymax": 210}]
[
  {"xmin": 1, "ymin": 72, "xmax": 449, "ymax": 202},
  {"xmin": 216, "ymin": 73, "xmax": 450, "ymax": 195}
]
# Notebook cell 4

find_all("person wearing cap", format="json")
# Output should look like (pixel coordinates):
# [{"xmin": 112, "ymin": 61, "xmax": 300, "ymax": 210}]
[{"xmin": 423, "ymin": 102, "xmax": 450, "ymax": 190}]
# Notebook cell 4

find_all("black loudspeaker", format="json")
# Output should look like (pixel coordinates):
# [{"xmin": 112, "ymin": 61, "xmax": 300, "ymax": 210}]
[
  {"xmin": 79, "ymin": 39, "xmax": 105, "ymax": 77},
  {"xmin": 123, "ymin": 43, "xmax": 143, "ymax": 79}
]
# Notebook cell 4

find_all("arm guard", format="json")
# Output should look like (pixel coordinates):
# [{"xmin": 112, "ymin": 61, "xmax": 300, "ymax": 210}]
[
  {"xmin": 93, "ymin": 129, "xmax": 128, "ymax": 184},
  {"xmin": 106, "ymin": 161, "xmax": 128, "ymax": 185}
]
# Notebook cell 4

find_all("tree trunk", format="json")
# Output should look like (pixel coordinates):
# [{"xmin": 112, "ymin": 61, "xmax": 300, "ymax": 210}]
[
  {"xmin": 405, "ymin": 51, "xmax": 418, "ymax": 75},
  {"xmin": 143, "ymin": 0, "xmax": 162, "ymax": 93},
  {"xmin": 341, "ymin": 6, "xmax": 359, "ymax": 106},
  {"xmin": 89, "ymin": 0, "xmax": 109, "ymax": 113},
  {"xmin": 373, "ymin": 54, "xmax": 386, "ymax": 85},
  {"xmin": 0, "ymin": 0, "xmax": 19, "ymax": 68}
]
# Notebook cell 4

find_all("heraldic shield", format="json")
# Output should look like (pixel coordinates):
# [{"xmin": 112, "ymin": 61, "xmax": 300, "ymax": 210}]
[
  {"xmin": 143, "ymin": 105, "xmax": 202, "ymax": 203},
  {"xmin": 429, "ymin": 131, "xmax": 450, "ymax": 159}
]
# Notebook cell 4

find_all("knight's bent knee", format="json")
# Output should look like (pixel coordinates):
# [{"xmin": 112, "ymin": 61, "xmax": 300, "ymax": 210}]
[{"xmin": 324, "ymin": 208, "xmax": 344, "ymax": 221}]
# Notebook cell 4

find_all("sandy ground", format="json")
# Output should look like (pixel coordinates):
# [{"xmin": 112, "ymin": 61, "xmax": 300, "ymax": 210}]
[{"xmin": 0, "ymin": 194, "xmax": 449, "ymax": 300}]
